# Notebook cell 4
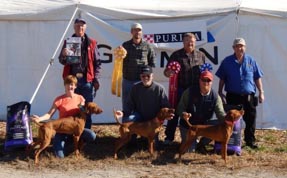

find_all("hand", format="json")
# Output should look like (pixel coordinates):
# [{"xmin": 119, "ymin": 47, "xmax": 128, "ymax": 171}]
[
  {"xmin": 182, "ymin": 112, "xmax": 192, "ymax": 121},
  {"xmin": 30, "ymin": 115, "xmax": 40, "ymax": 123},
  {"xmin": 61, "ymin": 48, "xmax": 68, "ymax": 56},
  {"xmin": 164, "ymin": 68, "xmax": 175, "ymax": 77},
  {"xmin": 113, "ymin": 109, "xmax": 123, "ymax": 120},
  {"xmin": 259, "ymin": 92, "xmax": 265, "ymax": 103},
  {"xmin": 93, "ymin": 82, "xmax": 100, "ymax": 91}
]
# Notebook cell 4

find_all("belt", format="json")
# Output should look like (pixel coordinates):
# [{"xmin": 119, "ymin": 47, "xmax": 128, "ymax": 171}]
[{"xmin": 75, "ymin": 73, "xmax": 84, "ymax": 78}]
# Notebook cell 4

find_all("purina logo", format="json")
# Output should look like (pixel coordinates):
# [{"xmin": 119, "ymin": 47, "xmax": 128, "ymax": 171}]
[{"xmin": 143, "ymin": 31, "xmax": 202, "ymax": 44}]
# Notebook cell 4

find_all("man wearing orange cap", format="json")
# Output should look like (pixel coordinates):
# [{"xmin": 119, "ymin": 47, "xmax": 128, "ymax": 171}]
[{"xmin": 177, "ymin": 70, "xmax": 225, "ymax": 153}]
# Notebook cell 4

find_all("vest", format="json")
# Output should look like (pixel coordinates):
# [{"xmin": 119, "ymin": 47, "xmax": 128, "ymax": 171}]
[{"xmin": 180, "ymin": 87, "xmax": 218, "ymax": 128}]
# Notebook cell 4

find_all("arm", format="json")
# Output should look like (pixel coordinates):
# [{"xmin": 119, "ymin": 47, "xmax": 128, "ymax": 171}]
[
  {"xmin": 214, "ymin": 96, "xmax": 226, "ymax": 121},
  {"xmin": 218, "ymin": 79, "xmax": 226, "ymax": 104},
  {"xmin": 93, "ymin": 43, "xmax": 102, "ymax": 90},
  {"xmin": 30, "ymin": 103, "xmax": 57, "ymax": 123},
  {"xmin": 147, "ymin": 44, "xmax": 156, "ymax": 67},
  {"xmin": 58, "ymin": 40, "xmax": 67, "ymax": 65},
  {"xmin": 255, "ymin": 78, "xmax": 265, "ymax": 103},
  {"xmin": 176, "ymin": 89, "xmax": 189, "ymax": 117}
]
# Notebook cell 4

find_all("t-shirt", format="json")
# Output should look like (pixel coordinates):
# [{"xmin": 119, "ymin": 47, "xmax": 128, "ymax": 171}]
[{"xmin": 53, "ymin": 94, "xmax": 85, "ymax": 118}]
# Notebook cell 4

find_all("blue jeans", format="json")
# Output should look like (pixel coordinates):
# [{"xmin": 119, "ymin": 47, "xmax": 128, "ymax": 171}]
[
  {"xmin": 122, "ymin": 78, "xmax": 140, "ymax": 112},
  {"xmin": 53, "ymin": 128, "xmax": 96, "ymax": 158},
  {"xmin": 75, "ymin": 77, "xmax": 95, "ymax": 129}
]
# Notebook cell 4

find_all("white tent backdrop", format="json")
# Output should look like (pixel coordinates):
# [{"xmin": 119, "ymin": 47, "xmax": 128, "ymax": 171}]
[{"xmin": 1, "ymin": 0, "xmax": 287, "ymax": 129}]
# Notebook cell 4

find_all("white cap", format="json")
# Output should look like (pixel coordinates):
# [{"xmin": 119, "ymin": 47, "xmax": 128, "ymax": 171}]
[
  {"xmin": 233, "ymin": 38, "xmax": 246, "ymax": 46},
  {"xmin": 131, "ymin": 23, "xmax": 142, "ymax": 30}
]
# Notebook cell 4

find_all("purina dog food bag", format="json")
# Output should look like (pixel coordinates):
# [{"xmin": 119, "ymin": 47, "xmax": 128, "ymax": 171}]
[
  {"xmin": 4, "ymin": 101, "xmax": 33, "ymax": 150},
  {"xmin": 214, "ymin": 104, "xmax": 243, "ymax": 155}
]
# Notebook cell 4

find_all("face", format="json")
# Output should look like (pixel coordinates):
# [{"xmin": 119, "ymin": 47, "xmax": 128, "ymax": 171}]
[
  {"xmin": 140, "ymin": 73, "xmax": 153, "ymax": 87},
  {"xmin": 233, "ymin": 44, "xmax": 246, "ymax": 58},
  {"xmin": 74, "ymin": 22, "xmax": 87, "ymax": 37},
  {"xmin": 65, "ymin": 83, "xmax": 77, "ymax": 94},
  {"xmin": 131, "ymin": 28, "xmax": 142, "ymax": 40},
  {"xmin": 183, "ymin": 36, "xmax": 196, "ymax": 53},
  {"xmin": 199, "ymin": 77, "xmax": 212, "ymax": 93}
]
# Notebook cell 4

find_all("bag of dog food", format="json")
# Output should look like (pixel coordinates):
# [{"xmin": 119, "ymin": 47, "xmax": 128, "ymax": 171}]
[
  {"xmin": 4, "ymin": 101, "xmax": 33, "ymax": 150},
  {"xmin": 214, "ymin": 104, "xmax": 242, "ymax": 155}
]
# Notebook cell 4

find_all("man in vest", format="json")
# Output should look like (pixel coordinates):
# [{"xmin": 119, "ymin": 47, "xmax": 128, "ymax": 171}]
[
  {"xmin": 58, "ymin": 18, "xmax": 101, "ymax": 129},
  {"xmin": 177, "ymin": 70, "xmax": 225, "ymax": 153}
]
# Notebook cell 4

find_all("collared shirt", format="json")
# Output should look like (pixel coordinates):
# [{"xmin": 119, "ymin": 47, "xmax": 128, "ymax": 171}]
[
  {"xmin": 122, "ymin": 39, "xmax": 156, "ymax": 81},
  {"xmin": 215, "ymin": 53, "xmax": 263, "ymax": 94},
  {"xmin": 166, "ymin": 48, "xmax": 205, "ymax": 89}
]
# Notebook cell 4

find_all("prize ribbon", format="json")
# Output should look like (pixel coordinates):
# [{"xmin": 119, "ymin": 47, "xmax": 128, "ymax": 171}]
[
  {"xmin": 167, "ymin": 61, "xmax": 181, "ymax": 108},
  {"xmin": 111, "ymin": 46, "xmax": 127, "ymax": 97},
  {"xmin": 199, "ymin": 63, "xmax": 213, "ymax": 73}
]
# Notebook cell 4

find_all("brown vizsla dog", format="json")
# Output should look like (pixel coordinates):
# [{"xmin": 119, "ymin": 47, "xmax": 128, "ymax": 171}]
[
  {"xmin": 178, "ymin": 109, "xmax": 244, "ymax": 164},
  {"xmin": 29, "ymin": 102, "xmax": 103, "ymax": 164},
  {"xmin": 113, "ymin": 108, "xmax": 175, "ymax": 159}
]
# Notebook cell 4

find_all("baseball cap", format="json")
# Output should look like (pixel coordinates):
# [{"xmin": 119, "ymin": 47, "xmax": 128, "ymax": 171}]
[
  {"xmin": 140, "ymin": 66, "xmax": 153, "ymax": 75},
  {"xmin": 131, "ymin": 23, "xmax": 142, "ymax": 30},
  {"xmin": 200, "ymin": 71, "xmax": 213, "ymax": 81},
  {"xmin": 233, "ymin": 38, "xmax": 246, "ymax": 46},
  {"xmin": 74, "ymin": 18, "xmax": 86, "ymax": 24}
]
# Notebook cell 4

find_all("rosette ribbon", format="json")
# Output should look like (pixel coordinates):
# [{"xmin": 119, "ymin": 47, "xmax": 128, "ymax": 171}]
[
  {"xmin": 167, "ymin": 61, "xmax": 181, "ymax": 108},
  {"xmin": 199, "ymin": 63, "xmax": 213, "ymax": 72},
  {"xmin": 111, "ymin": 46, "xmax": 127, "ymax": 97}
]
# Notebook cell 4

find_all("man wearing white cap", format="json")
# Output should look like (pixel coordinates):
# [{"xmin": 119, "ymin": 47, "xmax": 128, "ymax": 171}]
[
  {"xmin": 216, "ymin": 37, "xmax": 264, "ymax": 149},
  {"xmin": 121, "ymin": 23, "xmax": 156, "ymax": 115}
]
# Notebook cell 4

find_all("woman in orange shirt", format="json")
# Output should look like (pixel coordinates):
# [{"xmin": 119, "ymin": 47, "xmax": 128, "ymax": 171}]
[{"xmin": 31, "ymin": 75, "xmax": 96, "ymax": 158}]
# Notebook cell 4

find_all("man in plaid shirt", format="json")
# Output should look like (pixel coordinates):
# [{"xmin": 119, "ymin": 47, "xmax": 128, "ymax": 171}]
[{"xmin": 121, "ymin": 23, "xmax": 156, "ymax": 115}]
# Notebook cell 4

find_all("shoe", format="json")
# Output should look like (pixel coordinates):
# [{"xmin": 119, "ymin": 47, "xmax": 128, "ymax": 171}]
[
  {"xmin": 246, "ymin": 142, "xmax": 259, "ymax": 149},
  {"xmin": 196, "ymin": 145, "xmax": 208, "ymax": 155}
]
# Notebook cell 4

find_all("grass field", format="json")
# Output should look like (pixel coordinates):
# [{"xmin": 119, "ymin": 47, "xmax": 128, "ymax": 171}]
[{"xmin": 0, "ymin": 122, "xmax": 286, "ymax": 178}]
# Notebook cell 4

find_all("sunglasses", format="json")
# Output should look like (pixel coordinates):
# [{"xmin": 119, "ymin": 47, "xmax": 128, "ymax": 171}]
[
  {"xmin": 201, "ymin": 79, "xmax": 212, "ymax": 83},
  {"xmin": 141, "ymin": 74, "xmax": 151, "ymax": 78}
]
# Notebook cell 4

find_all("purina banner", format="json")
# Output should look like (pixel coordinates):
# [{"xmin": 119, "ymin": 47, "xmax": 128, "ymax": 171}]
[{"xmin": 142, "ymin": 20, "xmax": 208, "ymax": 49}]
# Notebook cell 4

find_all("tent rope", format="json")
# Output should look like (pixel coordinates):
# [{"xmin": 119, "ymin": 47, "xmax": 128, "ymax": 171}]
[{"xmin": 29, "ymin": 7, "xmax": 79, "ymax": 104}]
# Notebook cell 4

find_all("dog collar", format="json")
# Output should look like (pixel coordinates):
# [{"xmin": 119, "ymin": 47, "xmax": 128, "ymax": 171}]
[
  {"xmin": 225, "ymin": 120, "xmax": 235, "ymax": 126},
  {"xmin": 156, "ymin": 117, "xmax": 165, "ymax": 124}
]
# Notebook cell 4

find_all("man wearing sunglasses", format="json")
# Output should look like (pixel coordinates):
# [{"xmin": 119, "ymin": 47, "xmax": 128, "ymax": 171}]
[{"xmin": 177, "ymin": 71, "xmax": 226, "ymax": 153}]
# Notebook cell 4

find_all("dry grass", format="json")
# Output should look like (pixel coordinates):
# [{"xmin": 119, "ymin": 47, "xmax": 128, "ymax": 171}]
[{"xmin": 0, "ymin": 121, "xmax": 287, "ymax": 177}]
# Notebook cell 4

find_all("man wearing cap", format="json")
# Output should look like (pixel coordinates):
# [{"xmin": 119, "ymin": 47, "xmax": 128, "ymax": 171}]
[
  {"xmin": 163, "ymin": 33, "xmax": 206, "ymax": 145},
  {"xmin": 216, "ymin": 37, "xmax": 264, "ymax": 149},
  {"xmin": 121, "ymin": 23, "xmax": 156, "ymax": 116},
  {"xmin": 114, "ymin": 65, "xmax": 169, "ymax": 123},
  {"xmin": 59, "ymin": 18, "xmax": 101, "ymax": 129},
  {"xmin": 177, "ymin": 70, "xmax": 225, "ymax": 152}
]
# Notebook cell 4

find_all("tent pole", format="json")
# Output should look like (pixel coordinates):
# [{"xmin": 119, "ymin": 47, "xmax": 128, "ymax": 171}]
[{"xmin": 29, "ymin": 7, "xmax": 79, "ymax": 104}]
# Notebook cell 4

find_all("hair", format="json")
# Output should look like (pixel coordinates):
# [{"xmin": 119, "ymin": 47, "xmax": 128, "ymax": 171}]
[
  {"xmin": 64, "ymin": 75, "xmax": 78, "ymax": 86},
  {"xmin": 183, "ymin": 32, "xmax": 196, "ymax": 39}
]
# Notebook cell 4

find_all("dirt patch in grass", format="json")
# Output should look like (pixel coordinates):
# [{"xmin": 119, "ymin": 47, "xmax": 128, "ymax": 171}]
[{"xmin": 0, "ymin": 122, "xmax": 286, "ymax": 178}]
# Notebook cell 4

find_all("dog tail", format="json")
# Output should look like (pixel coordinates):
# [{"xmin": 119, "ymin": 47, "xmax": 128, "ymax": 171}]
[{"xmin": 113, "ymin": 108, "xmax": 121, "ymax": 125}]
